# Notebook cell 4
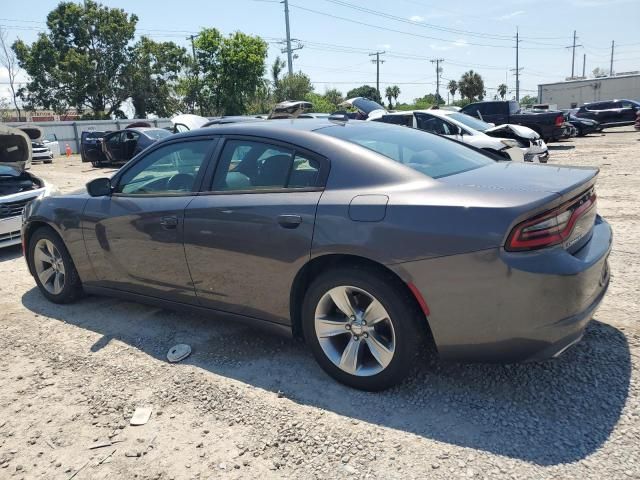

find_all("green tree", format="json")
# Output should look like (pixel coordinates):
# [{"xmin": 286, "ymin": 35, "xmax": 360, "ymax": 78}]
[
  {"xmin": 323, "ymin": 88, "xmax": 343, "ymax": 109},
  {"xmin": 457, "ymin": 70, "xmax": 485, "ymax": 102},
  {"xmin": 193, "ymin": 28, "xmax": 267, "ymax": 115},
  {"xmin": 346, "ymin": 85, "xmax": 382, "ymax": 105},
  {"xmin": 305, "ymin": 92, "xmax": 335, "ymax": 113},
  {"xmin": 274, "ymin": 72, "xmax": 314, "ymax": 102},
  {"xmin": 519, "ymin": 94, "xmax": 538, "ymax": 106},
  {"xmin": 497, "ymin": 83, "xmax": 508, "ymax": 101},
  {"xmin": 13, "ymin": 0, "xmax": 137, "ymax": 118},
  {"xmin": 127, "ymin": 37, "xmax": 190, "ymax": 118},
  {"xmin": 447, "ymin": 80, "xmax": 457, "ymax": 104}
]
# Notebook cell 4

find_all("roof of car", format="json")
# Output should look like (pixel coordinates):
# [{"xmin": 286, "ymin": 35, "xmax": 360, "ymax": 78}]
[{"xmin": 168, "ymin": 118, "xmax": 347, "ymax": 140}]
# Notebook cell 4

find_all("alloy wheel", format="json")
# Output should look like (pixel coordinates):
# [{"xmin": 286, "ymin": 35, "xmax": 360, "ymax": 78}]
[
  {"xmin": 314, "ymin": 285, "xmax": 396, "ymax": 377},
  {"xmin": 33, "ymin": 238, "xmax": 66, "ymax": 295}
]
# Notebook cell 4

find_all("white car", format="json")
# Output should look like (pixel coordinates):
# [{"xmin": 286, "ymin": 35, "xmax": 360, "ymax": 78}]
[
  {"xmin": 0, "ymin": 125, "xmax": 56, "ymax": 248},
  {"xmin": 430, "ymin": 110, "xmax": 549, "ymax": 163},
  {"xmin": 31, "ymin": 140, "xmax": 54, "ymax": 163},
  {"xmin": 342, "ymin": 98, "xmax": 548, "ymax": 163}
]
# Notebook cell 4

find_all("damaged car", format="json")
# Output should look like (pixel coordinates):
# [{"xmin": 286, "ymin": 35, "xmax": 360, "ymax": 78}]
[{"xmin": 0, "ymin": 125, "xmax": 56, "ymax": 248}]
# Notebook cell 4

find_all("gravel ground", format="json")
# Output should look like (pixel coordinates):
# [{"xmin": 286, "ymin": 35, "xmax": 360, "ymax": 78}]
[{"xmin": 1, "ymin": 129, "xmax": 639, "ymax": 480}]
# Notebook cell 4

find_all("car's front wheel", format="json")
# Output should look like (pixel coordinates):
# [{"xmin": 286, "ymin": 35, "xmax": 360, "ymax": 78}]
[
  {"xmin": 302, "ymin": 267, "xmax": 423, "ymax": 391},
  {"xmin": 28, "ymin": 227, "xmax": 83, "ymax": 304}
]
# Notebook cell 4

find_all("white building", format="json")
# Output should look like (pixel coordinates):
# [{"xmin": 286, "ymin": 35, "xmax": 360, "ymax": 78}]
[{"xmin": 538, "ymin": 73, "xmax": 640, "ymax": 109}]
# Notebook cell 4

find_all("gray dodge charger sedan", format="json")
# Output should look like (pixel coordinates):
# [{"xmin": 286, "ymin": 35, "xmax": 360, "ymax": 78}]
[{"xmin": 22, "ymin": 119, "xmax": 611, "ymax": 390}]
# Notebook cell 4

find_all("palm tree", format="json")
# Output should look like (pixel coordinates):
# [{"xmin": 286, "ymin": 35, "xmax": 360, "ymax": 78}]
[
  {"xmin": 271, "ymin": 56, "xmax": 286, "ymax": 88},
  {"xmin": 497, "ymin": 83, "xmax": 508, "ymax": 100},
  {"xmin": 391, "ymin": 85, "xmax": 401, "ymax": 107},
  {"xmin": 458, "ymin": 70, "xmax": 484, "ymax": 101},
  {"xmin": 447, "ymin": 80, "xmax": 457, "ymax": 104},
  {"xmin": 385, "ymin": 86, "xmax": 394, "ymax": 108}
]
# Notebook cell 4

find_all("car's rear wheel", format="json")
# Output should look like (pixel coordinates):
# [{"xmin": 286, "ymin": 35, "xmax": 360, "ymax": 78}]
[
  {"xmin": 302, "ymin": 267, "xmax": 422, "ymax": 391},
  {"xmin": 28, "ymin": 227, "xmax": 82, "ymax": 304}
]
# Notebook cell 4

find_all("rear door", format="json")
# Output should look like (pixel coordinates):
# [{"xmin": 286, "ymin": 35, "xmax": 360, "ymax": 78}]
[
  {"xmin": 183, "ymin": 137, "xmax": 328, "ymax": 324},
  {"xmin": 619, "ymin": 100, "xmax": 638, "ymax": 123}
]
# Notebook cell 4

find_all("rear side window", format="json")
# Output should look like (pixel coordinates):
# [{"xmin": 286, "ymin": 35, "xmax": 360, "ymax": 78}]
[
  {"xmin": 320, "ymin": 122, "xmax": 492, "ymax": 179},
  {"xmin": 212, "ymin": 140, "xmax": 321, "ymax": 191}
]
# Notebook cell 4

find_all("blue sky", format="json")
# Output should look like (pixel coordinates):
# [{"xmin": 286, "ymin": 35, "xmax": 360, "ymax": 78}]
[{"xmin": 1, "ymin": 0, "xmax": 639, "ymax": 106}]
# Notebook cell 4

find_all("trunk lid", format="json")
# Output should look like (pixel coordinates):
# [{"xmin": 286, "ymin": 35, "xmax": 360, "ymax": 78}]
[{"xmin": 439, "ymin": 162, "xmax": 597, "ymax": 198}]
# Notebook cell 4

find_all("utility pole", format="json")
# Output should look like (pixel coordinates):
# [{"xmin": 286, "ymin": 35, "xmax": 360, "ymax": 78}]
[
  {"xmin": 510, "ymin": 28, "xmax": 523, "ymax": 102},
  {"xmin": 369, "ymin": 51, "xmax": 386, "ymax": 98},
  {"xmin": 610, "ymin": 40, "xmax": 615, "ymax": 76},
  {"xmin": 565, "ymin": 30, "xmax": 583, "ymax": 79},
  {"xmin": 188, "ymin": 34, "xmax": 203, "ymax": 116},
  {"xmin": 282, "ymin": 0, "xmax": 293, "ymax": 75},
  {"xmin": 430, "ymin": 58, "xmax": 444, "ymax": 103},
  {"xmin": 582, "ymin": 53, "xmax": 586, "ymax": 78}
]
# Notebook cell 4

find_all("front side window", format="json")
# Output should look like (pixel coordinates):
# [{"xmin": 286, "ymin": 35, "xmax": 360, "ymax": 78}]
[
  {"xmin": 116, "ymin": 140, "xmax": 211, "ymax": 194},
  {"xmin": 107, "ymin": 132, "xmax": 122, "ymax": 144},
  {"xmin": 447, "ymin": 112, "xmax": 491, "ymax": 132},
  {"xmin": 212, "ymin": 140, "xmax": 321, "ymax": 191},
  {"xmin": 319, "ymin": 122, "xmax": 492, "ymax": 179},
  {"xmin": 415, "ymin": 114, "xmax": 454, "ymax": 135}
]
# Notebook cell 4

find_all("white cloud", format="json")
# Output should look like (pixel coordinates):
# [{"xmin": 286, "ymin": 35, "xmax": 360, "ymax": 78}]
[
  {"xmin": 377, "ymin": 43, "xmax": 391, "ymax": 50},
  {"xmin": 409, "ymin": 15, "xmax": 425, "ymax": 22},
  {"xmin": 498, "ymin": 10, "xmax": 525, "ymax": 20},
  {"xmin": 429, "ymin": 38, "xmax": 469, "ymax": 51}
]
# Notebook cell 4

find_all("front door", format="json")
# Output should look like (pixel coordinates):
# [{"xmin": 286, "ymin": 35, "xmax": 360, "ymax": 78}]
[
  {"xmin": 183, "ymin": 138, "xmax": 327, "ymax": 324},
  {"xmin": 83, "ymin": 138, "xmax": 216, "ymax": 303}
]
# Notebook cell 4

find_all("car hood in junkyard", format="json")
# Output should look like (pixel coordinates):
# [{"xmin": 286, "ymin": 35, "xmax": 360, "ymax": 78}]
[
  {"xmin": 171, "ymin": 114, "xmax": 209, "ymax": 131},
  {"xmin": 0, "ymin": 124, "xmax": 32, "ymax": 174},
  {"xmin": 340, "ymin": 97, "xmax": 387, "ymax": 119},
  {"xmin": 484, "ymin": 123, "xmax": 539, "ymax": 140}
]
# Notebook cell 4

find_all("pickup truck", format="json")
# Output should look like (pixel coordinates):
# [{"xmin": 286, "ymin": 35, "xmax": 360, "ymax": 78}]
[{"xmin": 460, "ymin": 100, "xmax": 565, "ymax": 142}]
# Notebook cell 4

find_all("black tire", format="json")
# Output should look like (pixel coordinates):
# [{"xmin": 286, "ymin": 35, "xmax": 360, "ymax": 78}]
[
  {"xmin": 91, "ymin": 160, "xmax": 100, "ymax": 168},
  {"xmin": 301, "ymin": 266, "xmax": 424, "ymax": 391},
  {"xmin": 28, "ymin": 226, "xmax": 83, "ymax": 304}
]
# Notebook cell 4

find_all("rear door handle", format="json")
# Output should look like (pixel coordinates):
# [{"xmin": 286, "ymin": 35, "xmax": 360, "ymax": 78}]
[
  {"xmin": 277, "ymin": 214, "xmax": 302, "ymax": 229},
  {"xmin": 160, "ymin": 215, "xmax": 179, "ymax": 229}
]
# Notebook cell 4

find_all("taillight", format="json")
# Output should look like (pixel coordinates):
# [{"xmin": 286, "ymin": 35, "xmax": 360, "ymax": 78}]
[
  {"xmin": 506, "ymin": 189, "xmax": 597, "ymax": 251},
  {"xmin": 555, "ymin": 115, "xmax": 564, "ymax": 127}
]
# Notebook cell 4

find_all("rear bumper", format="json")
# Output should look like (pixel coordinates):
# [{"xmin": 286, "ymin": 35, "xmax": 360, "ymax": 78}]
[{"xmin": 396, "ymin": 216, "xmax": 612, "ymax": 363}]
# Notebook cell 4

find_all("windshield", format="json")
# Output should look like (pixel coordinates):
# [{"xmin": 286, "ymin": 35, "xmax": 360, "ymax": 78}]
[
  {"xmin": 319, "ymin": 122, "xmax": 493, "ymax": 179},
  {"xmin": 144, "ymin": 129, "xmax": 173, "ymax": 140},
  {"xmin": 447, "ymin": 112, "xmax": 492, "ymax": 132}
]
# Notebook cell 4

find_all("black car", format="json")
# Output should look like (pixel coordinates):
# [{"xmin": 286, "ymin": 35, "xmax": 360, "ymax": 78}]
[
  {"xmin": 100, "ymin": 128, "xmax": 172, "ymax": 165},
  {"xmin": 575, "ymin": 99, "xmax": 640, "ymax": 128},
  {"xmin": 460, "ymin": 101, "xmax": 566, "ymax": 143},
  {"xmin": 565, "ymin": 112, "xmax": 601, "ymax": 136}
]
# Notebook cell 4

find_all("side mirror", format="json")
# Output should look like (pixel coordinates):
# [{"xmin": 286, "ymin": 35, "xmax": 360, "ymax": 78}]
[{"xmin": 87, "ymin": 177, "xmax": 112, "ymax": 197}]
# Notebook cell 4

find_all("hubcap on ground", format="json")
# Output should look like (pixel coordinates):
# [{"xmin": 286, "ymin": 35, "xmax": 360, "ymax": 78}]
[
  {"xmin": 314, "ymin": 285, "xmax": 396, "ymax": 377},
  {"xmin": 34, "ymin": 238, "xmax": 65, "ymax": 295}
]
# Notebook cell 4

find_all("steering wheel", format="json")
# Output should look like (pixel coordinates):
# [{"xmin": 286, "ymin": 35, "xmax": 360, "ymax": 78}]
[{"xmin": 166, "ymin": 173, "xmax": 194, "ymax": 191}]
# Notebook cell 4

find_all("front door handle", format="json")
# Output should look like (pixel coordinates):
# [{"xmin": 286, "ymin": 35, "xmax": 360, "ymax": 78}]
[
  {"xmin": 160, "ymin": 215, "xmax": 179, "ymax": 229},
  {"xmin": 277, "ymin": 214, "xmax": 302, "ymax": 229}
]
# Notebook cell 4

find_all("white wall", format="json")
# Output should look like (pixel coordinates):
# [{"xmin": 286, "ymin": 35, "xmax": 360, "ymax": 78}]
[{"xmin": 538, "ymin": 75, "xmax": 640, "ymax": 109}]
